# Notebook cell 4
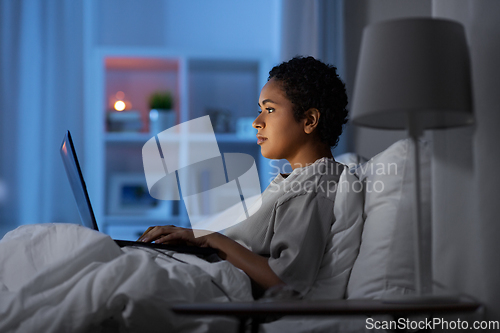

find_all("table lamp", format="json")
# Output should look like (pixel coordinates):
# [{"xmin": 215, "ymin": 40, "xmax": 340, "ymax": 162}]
[{"xmin": 350, "ymin": 18, "xmax": 474, "ymax": 299}]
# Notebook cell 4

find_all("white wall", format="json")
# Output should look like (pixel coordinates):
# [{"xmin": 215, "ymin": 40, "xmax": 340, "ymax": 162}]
[
  {"xmin": 432, "ymin": 0, "xmax": 500, "ymax": 323},
  {"xmin": 348, "ymin": 0, "xmax": 500, "ymax": 323}
]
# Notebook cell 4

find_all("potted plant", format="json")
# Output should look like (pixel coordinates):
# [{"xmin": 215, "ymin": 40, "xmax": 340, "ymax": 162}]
[{"xmin": 148, "ymin": 91, "xmax": 176, "ymax": 134}]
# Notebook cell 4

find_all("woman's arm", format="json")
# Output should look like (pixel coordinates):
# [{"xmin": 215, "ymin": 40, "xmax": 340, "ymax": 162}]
[
  {"xmin": 209, "ymin": 232, "xmax": 284, "ymax": 290},
  {"xmin": 138, "ymin": 226, "xmax": 284, "ymax": 291}
]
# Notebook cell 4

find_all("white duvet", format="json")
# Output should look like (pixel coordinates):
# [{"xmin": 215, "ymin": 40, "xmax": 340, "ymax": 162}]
[
  {"xmin": 0, "ymin": 223, "xmax": 252, "ymax": 333},
  {"xmin": 0, "ymin": 224, "xmax": 375, "ymax": 333}
]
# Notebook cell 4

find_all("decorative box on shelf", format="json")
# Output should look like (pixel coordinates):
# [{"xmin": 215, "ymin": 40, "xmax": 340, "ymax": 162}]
[{"xmin": 107, "ymin": 110, "xmax": 143, "ymax": 132}]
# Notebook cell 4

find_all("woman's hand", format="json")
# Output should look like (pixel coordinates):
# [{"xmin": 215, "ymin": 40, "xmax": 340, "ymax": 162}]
[{"xmin": 137, "ymin": 225, "xmax": 214, "ymax": 248}]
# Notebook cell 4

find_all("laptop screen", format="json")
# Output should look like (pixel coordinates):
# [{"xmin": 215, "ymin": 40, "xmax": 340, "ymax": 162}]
[{"xmin": 60, "ymin": 131, "xmax": 100, "ymax": 231}]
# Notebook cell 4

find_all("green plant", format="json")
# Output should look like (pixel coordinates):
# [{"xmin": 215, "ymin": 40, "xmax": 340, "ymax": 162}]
[{"xmin": 149, "ymin": 91, "xmax": 173, "ymax": 110}]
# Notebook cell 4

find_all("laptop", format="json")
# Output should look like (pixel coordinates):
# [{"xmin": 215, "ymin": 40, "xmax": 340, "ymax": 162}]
[{"xmin": 60, "ymin": 130, "xmax": 216, "ymax": 256}]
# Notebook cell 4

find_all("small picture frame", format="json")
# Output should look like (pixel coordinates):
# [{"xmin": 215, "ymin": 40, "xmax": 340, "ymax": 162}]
[{"xmin": 108, "ymin": 173, "xmax": 172, "ymax": 217}]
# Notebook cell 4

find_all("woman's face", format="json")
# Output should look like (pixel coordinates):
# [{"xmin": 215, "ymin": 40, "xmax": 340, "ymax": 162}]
[{"xmin": 253, "ymin": 79, "xmax": 308, "ymax": 162}]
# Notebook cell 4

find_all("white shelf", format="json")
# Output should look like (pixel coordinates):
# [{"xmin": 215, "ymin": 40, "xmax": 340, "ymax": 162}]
[
  {"xmin": 105, "ymin": 132, "xmax": 257, "ymax": 144},
  {"xmin": 216, "ymin": 133, "xmax": 256, "ymax": 143},
  {"xmin": 105, "ymin": 132, "xmax": 154, "ymax": 143}
]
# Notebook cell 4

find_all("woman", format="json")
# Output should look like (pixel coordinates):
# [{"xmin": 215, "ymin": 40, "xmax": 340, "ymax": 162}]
[{"xmin": 138, "ymin": 56, "xmax": 349, "ymax": 297}]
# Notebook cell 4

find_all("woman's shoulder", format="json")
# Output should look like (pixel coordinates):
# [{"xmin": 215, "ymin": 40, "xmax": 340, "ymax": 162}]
[{"xmin": 277, "ymin": 158, "xmax": 345, "ymax": 205}]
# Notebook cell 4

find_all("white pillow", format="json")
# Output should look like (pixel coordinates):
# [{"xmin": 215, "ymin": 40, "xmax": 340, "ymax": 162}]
[
  {"xmin": 335, "ymin": 152, "xmax": 368, "ymax": 170},
  {"xmin": 304, "ymin": 165, "xmax": 365, "ymax": 300},
  {"xmin": 346, "ymin": 139, "xmax": 431, "ymax": 299}
]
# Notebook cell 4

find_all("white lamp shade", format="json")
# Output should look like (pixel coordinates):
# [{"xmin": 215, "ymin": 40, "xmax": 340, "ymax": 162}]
[{"xmin": 351, "ymin": 18, "xmax": 474, "ymax": 130}]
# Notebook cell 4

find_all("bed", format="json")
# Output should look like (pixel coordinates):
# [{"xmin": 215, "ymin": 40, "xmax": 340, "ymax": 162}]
[{"xmin": 0, "ymin": 139, "xmax": 481, "ymax": 332}]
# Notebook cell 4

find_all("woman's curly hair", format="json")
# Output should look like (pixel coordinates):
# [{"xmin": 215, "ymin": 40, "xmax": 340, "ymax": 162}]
[{"xmin": 268, "ymin": 56, "xmax": 348, "ymax": 148}]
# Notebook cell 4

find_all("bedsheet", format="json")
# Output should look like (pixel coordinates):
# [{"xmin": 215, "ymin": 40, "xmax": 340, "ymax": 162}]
[{"xmin": 0, "ymin": 223, "xmax": 252, "ymax": 333}]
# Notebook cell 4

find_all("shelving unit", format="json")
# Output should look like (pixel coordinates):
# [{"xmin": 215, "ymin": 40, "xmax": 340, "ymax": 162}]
[{"xmin": 84, "ymin": 48, "xmax": 273, "ymax": 240}]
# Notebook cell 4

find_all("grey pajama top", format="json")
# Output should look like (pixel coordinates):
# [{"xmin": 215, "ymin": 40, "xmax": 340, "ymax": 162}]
[{"xmin": 224, "ymin": 157, "xmax": 343, "ymax": 295}]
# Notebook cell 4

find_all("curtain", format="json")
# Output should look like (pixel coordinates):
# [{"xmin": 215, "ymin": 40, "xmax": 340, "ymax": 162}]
[
  {"xmin": 279, "ymin": 0, "xmax": 352, "ymax": 154},
  {"xmin": 0, "ymin": 0, "xmax": 85, "ymax": 236},
  {"xmin": 280, "ymin": 0, "xmax": 343, "ymax": 66}
]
